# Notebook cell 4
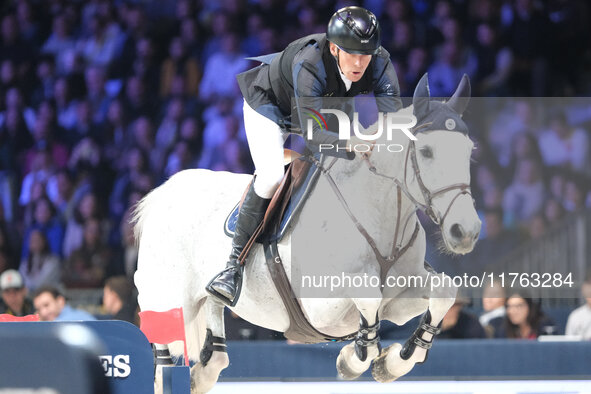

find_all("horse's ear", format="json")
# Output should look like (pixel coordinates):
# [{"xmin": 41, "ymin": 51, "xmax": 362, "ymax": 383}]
[
  {"xmin": 413, "ymin": 73, "xmax": 430, "ymax": 120},
  {"xmin": 447, "ymin": 74, "xmax": 471, "ymax": 115}
]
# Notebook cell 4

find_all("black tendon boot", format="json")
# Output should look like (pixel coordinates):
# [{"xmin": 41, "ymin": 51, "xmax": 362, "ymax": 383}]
[{"xmin": 206, "ymin": 184, "xmax": 270, "ymax": 305}]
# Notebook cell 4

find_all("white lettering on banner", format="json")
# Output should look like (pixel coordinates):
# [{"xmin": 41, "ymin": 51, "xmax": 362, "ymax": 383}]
[{"xmin": 99, "ymin": 354, "xmax": 131, "ymax": 378}]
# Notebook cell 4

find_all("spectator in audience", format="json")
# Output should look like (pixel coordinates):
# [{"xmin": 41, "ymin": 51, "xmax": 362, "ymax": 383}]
[
  {"xmin": 199, "ymin": 114, "xmax": 249, "ymax": 172},
  {"xmin": 201, "ymin": 10, "xmax": 233, "ymax": 63},
  {"xmin": 543, "ymin": 197, "xmax": 565, "ymax": 226},
  {"xmin": 505, "ymin": 132, "xmax": 544, "ymax": 184},
  {"xmin": 62, "ymin": 191, "xmax": 106, "ymax": 258},
  {"xmin": 563, "ymin": 173, "xmax": 587, "ymax": 213},
  {"xmin": 439, "ymin": 294, "xmax": 486, "ymax": 339},
  {"xmin": 473, "ymin": 23, "xmax": 512, "ymax": 96},
  {"xmin": 199, "ymin": 33, "xmax": 249, "ymax": 103},
  {"xmin": 101, "ymin": 275, "xmax": 137, "ymax": 325},
  {"xmin": 77, "ymin": 14, "xmax": 121, "ymax": 68},
  {"xmin": 19, "ymin": 229, "xmax": 61, "ymax": 291},
  {"xmin": 401, "ymin": 47, "xmax": 429, "ymax": 96},
  {"xmin": 63, "ymin": 218, "xmax": 110, "ymax": 288},
  {"xmin": 479, "ymin": 281, "xmax": 506, "ymax": 337},
  {"xmin": 565, "ymin": 277, "xmax": 591, "ymax": 340},
  {"xmin": 23, "ymin": 117, "xmax": 69, "ymax": 176},
  {"xmin": 0, "ymin": 104, "xmax": 33, "ymax": 172},
  {"xmin": 47, "ymin": 169, "xmax": 75, "ymax": 221},
  {"xmin": 84, "ymin": 66, "xmax": 111, "ymax": 124},
  {"xmin": 53, "ymin": 77, "xmax": 78, "ymax": 131},
  {"xmin": 19, "ymin": 149, "xmax": 54, "ymax": 209},
  {"xmin": 548, "ymin": 169, "xmax": 567, "ymax": 204},
  {"xmin": 31, "ymin": 56, "xmax": 57, "ymax": 107},
  {"xmin": 526, "ymin": 213, "xmax": 547, "ymax": 240},
  {"xmin": 538, "ymin": 111, "xmax": 590, "ymax": 174},
  {"xmin": 495, "ymin": 292, "xmax": 557, "ymax": 339},
  {"xmin": 427, "ymin": 36, "xmax": 477, "ymax": 97},
  {"xmin": 42, "ymin": 15, "xmax": 76, "ymax": 75},
  {"xmin": 160, "ymin": 36, "xmax": 201, "ymax": 98},
  {"xmin": 503, "ymin": 0, "xmax": 549, "ymax": 96},
  {"xmin": 21, "ymin": 196, "xmax": 65, "ymax": 260},
  {"xmin": 179, "ymin": 17, "xmax": 202, "ymax": 60},
  {"xmin": 109, "ymin": 147, "xmax": 151, "ymax": 222},
  {"xmin": 0, "ymin": 13, "xmax": 34, "ymax": 77},
  {"xmin": 63, "ymin": 100, "xmax": 99, "ymax": 147},
  {"xmin": 32, "ymin": 284, "xmax": 95, "ymax": 321},
  {"xmin": 155, "ymin": 97, "xmax": 185, "ymax": 156},
  {"xmin": 502, "ymin": 158, "xmax": 546, "ymax": 226},
  {"xmin": 15, "ymin": 0, "xmax": 39, "ymax": 48},
  {"xmin": 0, "ymin": 269, "xmax": 35, "ymax": 316},
  {"xmin": 123, "ymin": 75, "xmax": 157, "ymax": 121}
]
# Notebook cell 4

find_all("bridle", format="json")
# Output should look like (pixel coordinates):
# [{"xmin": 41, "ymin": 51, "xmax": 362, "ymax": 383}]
[
  {"xmin": 308, "ymin": 122, "xmax": 473, "ymax": 284},
  {"xmin": 362, "ymin": 122, "xmax": 472, "ymax": 226}
]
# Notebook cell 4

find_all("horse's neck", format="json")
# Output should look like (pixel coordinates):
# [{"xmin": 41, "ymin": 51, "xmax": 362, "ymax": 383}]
[{"xmin": 321, "ymin": 135, "xmax": 418, "ymax": 252}]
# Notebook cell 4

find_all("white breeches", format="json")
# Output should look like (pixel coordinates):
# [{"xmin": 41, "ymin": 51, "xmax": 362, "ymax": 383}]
[{"xmin": 243, "ymin": 99, "xmax": 286, "ymax": 199}]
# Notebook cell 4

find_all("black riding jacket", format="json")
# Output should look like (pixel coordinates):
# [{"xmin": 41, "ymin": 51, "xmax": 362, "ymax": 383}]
[{"xmin": 236, "ymin": 33, "xmax": 403, "ymax": 159}]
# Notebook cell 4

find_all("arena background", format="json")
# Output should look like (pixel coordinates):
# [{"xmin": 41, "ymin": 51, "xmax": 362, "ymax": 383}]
[{"xmin": 0, "ymin": 0, "xmax": 590, "ymax": 392}]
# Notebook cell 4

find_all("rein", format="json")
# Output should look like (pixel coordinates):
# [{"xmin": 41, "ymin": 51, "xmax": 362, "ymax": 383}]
[{"xmin": 308, "ymin": 122, "xmax": 472, "ymax": 285}]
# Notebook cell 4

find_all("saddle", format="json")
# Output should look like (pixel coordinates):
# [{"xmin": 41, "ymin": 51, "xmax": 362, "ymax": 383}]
[{"xmin": 228, "ymin": 149, "xmax": 312, "ymax": 264}]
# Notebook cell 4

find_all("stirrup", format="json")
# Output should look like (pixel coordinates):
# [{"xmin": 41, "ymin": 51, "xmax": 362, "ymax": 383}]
[{"xmin": 205, "ymin": 266, "xmax": 244, "ymax": 307}]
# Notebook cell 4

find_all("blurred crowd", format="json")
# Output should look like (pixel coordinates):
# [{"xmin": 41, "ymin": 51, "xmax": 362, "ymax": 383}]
[{"xmin": 0, "ymin": 0, "xmax": 591, "ymax": 332}]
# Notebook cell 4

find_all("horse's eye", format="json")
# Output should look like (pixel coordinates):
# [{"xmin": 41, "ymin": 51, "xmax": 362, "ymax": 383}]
[{"xmin": 420, "ymin": 146, "xmax": 433, "ymax": 159}]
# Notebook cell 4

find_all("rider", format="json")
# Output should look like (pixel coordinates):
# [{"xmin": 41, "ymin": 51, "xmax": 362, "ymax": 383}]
[{"xmin": 206, "ymin": 6, "xmax": 403, "ymax": 305}]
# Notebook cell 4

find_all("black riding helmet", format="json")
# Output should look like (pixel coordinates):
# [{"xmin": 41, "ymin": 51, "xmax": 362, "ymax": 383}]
[{"xmin": 326, "ymin": 6, "xmax": 380, "ymax": 55}]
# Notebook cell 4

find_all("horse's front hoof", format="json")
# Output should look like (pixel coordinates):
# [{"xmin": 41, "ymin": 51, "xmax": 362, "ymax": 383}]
[
  {"xmin": 336, "ymin": 352, "xmax": 363, "ymax": 380},
  {"xmin": 371, "ymin": 343, "xmax": 400, "ymax": 383}
]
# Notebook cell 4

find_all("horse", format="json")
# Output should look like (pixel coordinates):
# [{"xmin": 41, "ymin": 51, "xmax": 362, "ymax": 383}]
[{"xmin": 133, "ymin": 73, "xmax": 481, "ymax": 393}]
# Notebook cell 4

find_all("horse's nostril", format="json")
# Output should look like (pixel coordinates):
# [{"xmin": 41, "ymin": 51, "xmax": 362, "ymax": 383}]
[
  {"xmin": 473, "ymin": 232, "xmax": 480, "ymax": 241},
  {"xmin": 450, "ymin": 223, "xmax": 463, "ymax": 239}
]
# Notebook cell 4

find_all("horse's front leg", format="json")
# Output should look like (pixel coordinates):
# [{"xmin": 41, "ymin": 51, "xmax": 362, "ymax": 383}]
[
  {"xmin": 373, "ymin": 268, "xmax": 456, "ymax": 383},
  {"xmin": 336, "ymin": 297, "xmax": 383, "ymax": 380}
]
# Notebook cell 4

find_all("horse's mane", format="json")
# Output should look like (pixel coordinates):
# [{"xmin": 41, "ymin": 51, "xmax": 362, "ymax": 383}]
[{"xmin": 131, "ymin": 190, "xmax": 155, "ymax": 247}]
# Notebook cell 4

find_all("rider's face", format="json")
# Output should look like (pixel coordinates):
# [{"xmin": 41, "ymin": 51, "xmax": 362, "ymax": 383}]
[{"xmin": 329, "ymin": 43, "xmax": 372, "ymax": 83}]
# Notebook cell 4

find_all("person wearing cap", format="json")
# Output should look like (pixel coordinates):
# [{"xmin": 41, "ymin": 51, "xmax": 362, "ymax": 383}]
[
  {"xmin": 206, "ymin": 6, "xmax": 403, "ymax": 306},
  {"xmin": 0, "ymin": 269, "xmax": 35, "ymax": 316},
  {"xmin": 32, "ymin": 284, "xmax": 96, "ymax": 321}
]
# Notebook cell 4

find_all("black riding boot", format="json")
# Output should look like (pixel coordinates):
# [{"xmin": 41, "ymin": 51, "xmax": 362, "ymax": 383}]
[{"xmin": 206, "ymin": 184, "xmax": 270, "ymax": 306}]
